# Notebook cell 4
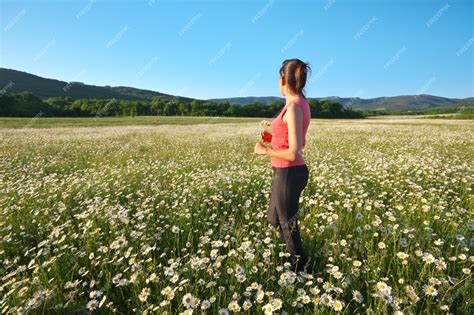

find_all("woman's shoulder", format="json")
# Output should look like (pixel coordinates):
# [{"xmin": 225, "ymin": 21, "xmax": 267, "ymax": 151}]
[{"xmin": 287, "ymin": 98, "xmax": 309, "ymax": 111}]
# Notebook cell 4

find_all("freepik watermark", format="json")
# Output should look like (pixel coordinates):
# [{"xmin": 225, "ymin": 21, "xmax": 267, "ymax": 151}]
[
  {"xmin": 310, "ymin": 58, "xmax": 335, "ymax": 83},
  {"xmin": 456, "ymin": 37, "xmax": 474, "ymax": 57},
  {"xmin": 63, "ymin": 69, "xmax": 87, "ymax": 92},
  {"xmin": 208, "ymin": 42, "xmax": 232, "ymax": 65},
  {"xmin": 94, "ymin": 98, "xmax": 117, "ymax": 119},
  {"xmin": 33, "ymin": 39, "xmax": 56, "ymax": 63},
  {"xmin": 179, "ymin": 12, "xmax": 203, "ymax": 36},
  {"xmin": 426, "ymin": 3, "xmax": 450, "ymax": 27},
  {"xmin": 281, "ymin": 29, "xmax": 304, "ymax": 53},
  {"xmin": 76, "ymin": 0, "xmax": 96, "ymax": 19},
  {"xmin": 251, "ymin": 0, "xmax": 275, "ymax": 24},
  {"xmin": 344, "ymin": 89, "xmax": 365, "ymax": 107},
  {"xmin": 414, "ymin": 76, "xmax": 437, "ymax": 98},
  {"xmin": 22, "ymin": 111, "xmax": 44, "ymax": 129},
  {"xmin": 354, "ymin": 16, "xmax": 377, "ymax": 40},
  {"xmin": 136, "ymin": 56, "xmax": 159, "ymax": 79},
  {"xmin": 0, "ymin": 81, "xmax": 15, "ymax": 96},
  {"xmin": 237, "ymin": 72, "xmax": 262, "ymax": 96},
  {"xmin": 383, "ymin": 46, "xmax": 407, "ymax": 70},
  {"xmin": 323, "ymin": 0, "xmax": 337, "ymax": 11},
  {"xmin": 3, "ymin": 8, "xmax": 27, "ymax": 32},
  {"xmin": 106, "ymin": 26, "xmax": 129, "ymax": 49}
]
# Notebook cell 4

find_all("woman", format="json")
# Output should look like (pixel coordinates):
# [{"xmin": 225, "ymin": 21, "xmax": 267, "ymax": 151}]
[{"xmin": 254, "ymin": 58, "xmax": 312, "ymax": 273}]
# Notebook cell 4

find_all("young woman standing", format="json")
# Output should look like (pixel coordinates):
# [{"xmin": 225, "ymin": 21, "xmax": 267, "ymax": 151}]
[{"xmin": 254, "ymin": 58, "xmax": 312, "ymax": 273}]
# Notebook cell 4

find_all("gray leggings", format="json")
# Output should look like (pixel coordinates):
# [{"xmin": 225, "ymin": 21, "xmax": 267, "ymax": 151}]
[{"xmin": 267, "ymin": 164, "xmax": 309, "ymax": 267}]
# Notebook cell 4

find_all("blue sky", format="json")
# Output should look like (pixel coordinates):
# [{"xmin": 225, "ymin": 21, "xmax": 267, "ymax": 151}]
[{"xmin": 1, "ymin": 0, "xmax": 472, "ymax": 100}]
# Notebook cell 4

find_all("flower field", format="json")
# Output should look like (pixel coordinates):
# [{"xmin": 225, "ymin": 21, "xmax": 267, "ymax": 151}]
[{"xmin": 0, "ymin": 117, "xmax": 472, "ymax": 314}]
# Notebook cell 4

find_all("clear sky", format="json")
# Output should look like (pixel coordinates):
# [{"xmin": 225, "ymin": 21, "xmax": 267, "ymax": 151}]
[{"xmin": 1, "ymin": 0, "xmax": 472, "ymax": 100}]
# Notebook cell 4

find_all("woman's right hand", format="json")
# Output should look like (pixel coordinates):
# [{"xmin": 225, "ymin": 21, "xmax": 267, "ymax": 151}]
[{"xmin": 254, "ymin": 142, "xmax": 268, "ymax": 156}]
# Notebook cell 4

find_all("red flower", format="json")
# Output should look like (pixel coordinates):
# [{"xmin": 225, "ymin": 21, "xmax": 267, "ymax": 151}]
[{"xmin": 261, "ymin": 130, "xmax": 272, "ymax": 143}]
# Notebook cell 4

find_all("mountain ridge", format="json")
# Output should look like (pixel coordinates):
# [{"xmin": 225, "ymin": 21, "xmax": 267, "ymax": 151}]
[
  {"xmin": 0, "ymin": 68, "xmax": 195, "ymax": 102},
  {"xmin": 208, "ymin": 94, "xmax": 472, "ymax": 111},
  {"xmin": 1, "ymin": 68, "xmax": 472, "ymax": 111}
]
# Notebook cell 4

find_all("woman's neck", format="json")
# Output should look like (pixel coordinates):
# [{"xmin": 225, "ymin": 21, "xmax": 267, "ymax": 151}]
[{"xmin": 285, "ymin": 93, "xmax": 303, "ymax": 104}]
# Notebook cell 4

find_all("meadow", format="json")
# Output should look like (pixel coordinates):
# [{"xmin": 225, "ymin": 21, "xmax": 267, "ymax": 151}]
[{"xmin": 0, "ymin": 116, "xmax": 472, "ymax": 314}]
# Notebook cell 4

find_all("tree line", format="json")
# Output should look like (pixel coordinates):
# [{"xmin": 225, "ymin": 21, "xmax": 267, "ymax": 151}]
[{"xmin": 0, "ymin": 92, "xmax": 366, "ymax": 119}]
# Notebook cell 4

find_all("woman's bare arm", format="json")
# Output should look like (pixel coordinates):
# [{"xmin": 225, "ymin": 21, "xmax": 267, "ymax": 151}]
[{"xmin": 265, "ymin": 104, "xmax": 303, "ymax": 162}]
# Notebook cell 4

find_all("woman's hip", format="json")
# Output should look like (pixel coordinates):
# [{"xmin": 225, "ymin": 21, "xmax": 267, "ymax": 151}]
[
  {"xmin": 271, "ymin": 164, "xmax": 309, "ymax": 194},
  {"xmin": 272, "ymin": 164, "xmax": 309, "ymax": 182}
]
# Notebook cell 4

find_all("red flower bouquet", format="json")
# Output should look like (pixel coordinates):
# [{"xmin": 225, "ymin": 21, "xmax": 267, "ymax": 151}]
[
  {"xmin": 261, "ymin": 130, "xmax": 272, "ymax": 143},
  {"xmin": 259, "ymin": 120, "xmax": 272, "ymax": 144}
]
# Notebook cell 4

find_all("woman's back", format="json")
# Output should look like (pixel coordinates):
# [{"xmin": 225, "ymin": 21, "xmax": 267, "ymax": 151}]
[{"xmin": 270, "ymin": 97, "xmax": 311, "ymax": 168}]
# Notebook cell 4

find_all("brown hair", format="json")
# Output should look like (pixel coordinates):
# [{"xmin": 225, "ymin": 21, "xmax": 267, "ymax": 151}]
[{"xmin": 279, "ymin": 58, "xmax": 311, "ymax": 97}]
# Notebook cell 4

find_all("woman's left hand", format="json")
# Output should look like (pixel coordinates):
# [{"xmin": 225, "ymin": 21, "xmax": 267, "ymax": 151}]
[{"xmin": 254, "ymin": 142, "xmax": 268, "ymax": 155}]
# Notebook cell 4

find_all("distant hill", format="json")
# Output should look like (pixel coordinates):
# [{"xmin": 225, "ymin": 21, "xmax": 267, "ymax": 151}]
[
  {"xmin": 206, "ymin": 95, "xmax": 472, "ymax": 111},
  {"xmin": 324, "ymin": 95, "xmax": 462, "ymax": 111},
  {"xmin": 0, "ymin": 68, "xmax": 193, "ymax": 102},
  {"xmin": 1, "ymin": 68, "xmax": 471, "ymax": 111}
]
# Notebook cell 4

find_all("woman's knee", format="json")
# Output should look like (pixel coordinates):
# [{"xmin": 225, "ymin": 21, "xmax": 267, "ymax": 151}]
[{"xmin": 267, "ymin": 205, "xmax": 279, "ymax": 228}]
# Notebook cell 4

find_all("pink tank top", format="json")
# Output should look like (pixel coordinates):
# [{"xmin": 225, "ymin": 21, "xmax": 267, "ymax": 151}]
[{"xmin": 270, "ymin": 97, "xmax": 311, "ymax": 168}]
